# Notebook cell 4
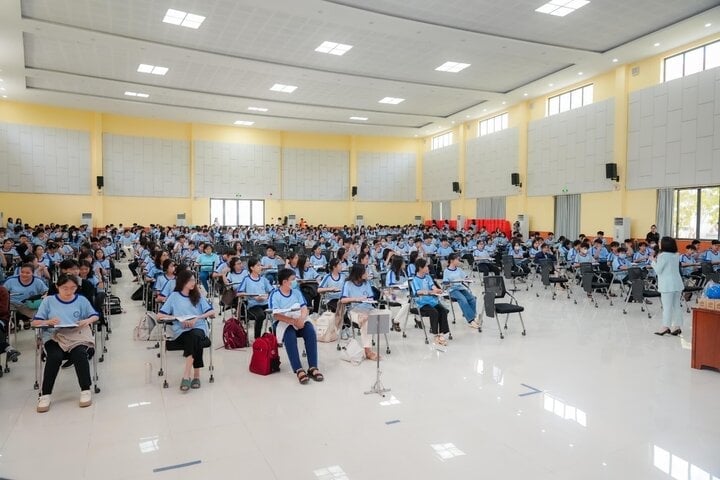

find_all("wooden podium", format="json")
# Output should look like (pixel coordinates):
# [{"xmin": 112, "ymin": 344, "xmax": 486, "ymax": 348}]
[{"xmin": 691, "ymin": 308, "xmax": 720, "ymax": 371}]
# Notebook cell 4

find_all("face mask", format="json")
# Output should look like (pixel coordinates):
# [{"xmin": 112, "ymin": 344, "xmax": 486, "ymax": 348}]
[
  {"xmin": 291, "ymin": 280, "xmax": 298, "ymax": 289},
  {"xmin": 619, "ymin": 254, "xmax": 626, "ymax": 259}
]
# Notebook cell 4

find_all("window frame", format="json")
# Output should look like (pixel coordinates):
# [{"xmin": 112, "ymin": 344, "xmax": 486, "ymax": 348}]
[
  {"xmin": 673, "ymin": 186, "xmax": 720, "ymax": 240},
  {"xmin": 662, "ymin": 39, "xmax": 720, "ymax": 82},
  {"xmin": 210, "ymin": 198, "xmax": 265, "ymax": 226},
  {"xmin": 478, "ymin": 112, "xmax": 509, "ymax": 137},
  {"xmin": 431, "ymin": 131, "xmax": 453, "ymax": 150},
  {"xmin": 546, "ymin": 84, "xmax": 593, "ymax": 117}
]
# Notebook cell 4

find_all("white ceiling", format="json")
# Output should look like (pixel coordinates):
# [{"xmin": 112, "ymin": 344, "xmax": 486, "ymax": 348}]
[{"xmin": 0, "ymin": 0, "xmax": 719, "ymax": 137}]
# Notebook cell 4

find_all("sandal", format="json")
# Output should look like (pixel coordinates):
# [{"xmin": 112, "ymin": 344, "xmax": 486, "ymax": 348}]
[
  {"xmin": 190, "ymin": 378, "xmax": 201, "ymax": 389},
  {"xmin": 307, "ymin": 367, "xmax": 324, "ymax": 382},
  {"xmin": 180, "ymin": 378, "xmax": 191, "ymax": 391},
  {"xmin": 296, "ymin": 369, "xmax": 309, "ymax": 385}
]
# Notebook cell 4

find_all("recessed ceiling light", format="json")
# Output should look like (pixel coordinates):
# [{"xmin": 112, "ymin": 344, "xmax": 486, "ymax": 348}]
[
  {"xmin": 270, "ymin": 83, "xmax": 297, "ymax": 93},
  {"xmin": 705, "ymin": 23, "xmax": 712, "ymax": 27},
  {"xmin": 0, "ymin": 78, "xmax": 4, "ymax": 82},
  {"xmin": 315, "ymin": 41, "xmax": 353, "ymax": 56},
  {"xmin": 523, "ymin": 92, "xmax": 528, "ymax": 96},
  {"xmin": 549, "ymin": 83, "xmax": 554, "ymax": 87},
  {"xmin": 349, "ymin": 116, "xmax": 368, "ymax": 121},
  {"xmin": 435, "ymin": 61, "xmax": 471, "ymax": 73},
  {"xmin": 233, "ymin": 120, "xmax": 255, "ymax": 126},
  {"xmin": 612, "ymin": 58, "xmax": 618, "ymax": 63},
  {"xmin": 1, "ymin": 95, "xmax": 6, "ymax": 99},
  {"xmin": 247, "ymin": 106, "xmax": 268, "ymax": 112},
  {"xmin": 578, "ymin": 71, "xmax": 584, "ymax": 75},
  {"xmin": 483, "ymin": 108, "xmax": 487, "ymax": 112},
  {"xmin": 0, "ymin": 87, "xmax": 5, "ymax": 91},
  {"xmin": 653, "ymin": 42, "xmax": 660, "ymax": 47},
  {"xmin": 162, "ymin": 9, "xmax": 206, "ymax": 29},
  {"xmin": 535, "ymin": 0, "xmax": 590, "ymax": 17},
  {"xmin": 501, "ymin": 101, "xmax": 506, "ymax": 105},
  {"xmin": 466, "ymin": 115, "xmax": 470, "ymax": 118},
  {"xmin": 137, "ymin": 64, "xmax": 168, "ymax": 75},
  {"xmin": 379, "ymin": 97, "xmax": 405, "ymax": 104}
]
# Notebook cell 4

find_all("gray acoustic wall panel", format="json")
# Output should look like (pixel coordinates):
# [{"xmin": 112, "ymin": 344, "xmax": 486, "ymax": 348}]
[
  {"xmin": 194, "ymin": 141, "xmax": 280, "ymax": 198},
  {"xmin": 103, "ymin": 133, "xmax": 189, "ymax": 198},
  {"xmin": 0, "ymin": 122, "xmax": 91, "ymax": 194},
  {"xmin": 356, "ymin": 151, "xmax": 416, "ymax": 202},
  {"xmin": 422, "ymin": 143, "xmax": 459, "ymax": 201},
  {"xmin": 527, "ymin": 98, "xmax": 615, "ymax": 197},
  {"xmin": 627, "ymin": 67, "xmax": 720, "ymax": 189},
  {"xmin": 282, "ymin": 148, "xmax": 349, "ymax": 200},
  {"xmin": 465, "ymin": 128, "xmax": 519, "ymax": 199}
]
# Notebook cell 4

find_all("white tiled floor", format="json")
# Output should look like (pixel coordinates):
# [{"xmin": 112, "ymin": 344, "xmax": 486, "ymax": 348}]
[{"xmin": 1, "ymin": 271, "xmax": 719, "ymax": 480}]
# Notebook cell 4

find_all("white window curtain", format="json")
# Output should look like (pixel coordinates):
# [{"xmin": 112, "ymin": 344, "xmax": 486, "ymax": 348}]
[
  {"xmin": 656, "ymin": 188, "xmax": 674, "ymax": 238},
  {"xmin": 476, "ymin": 197, "xmax": 506, "ymax": 219},
  {"xmin": 554, "ymin": 194, "xmax": 581, "ymax": 239}
]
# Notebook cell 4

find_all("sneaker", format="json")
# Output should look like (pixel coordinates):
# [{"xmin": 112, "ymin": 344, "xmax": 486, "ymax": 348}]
[
  {"xmin": 468, "ymin": 320, "xmax": 480, "ymax": 329},
  {"xmin": 79, "ymin": 390, "xmax": 92, "ymax": 408},
  {"xmin": 37, "ymin": 395, "xmax": 51, "ymax": 413},
  {"xmin": 5, "ymin": 347, "xmax": 21, "ymax": 362}
]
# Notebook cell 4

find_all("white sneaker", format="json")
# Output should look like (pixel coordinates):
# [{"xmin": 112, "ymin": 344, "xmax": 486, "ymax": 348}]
[
  {"xmin": 37, "ymin": 395, "xmax": 51, "ymax": 413},
  {"xmin": 79, "ymin": 390, "xmax": 92, "ymax": 408},
  {"xmin": 468, "ymin": 320, "xmax": 480, "ymax": 329}
]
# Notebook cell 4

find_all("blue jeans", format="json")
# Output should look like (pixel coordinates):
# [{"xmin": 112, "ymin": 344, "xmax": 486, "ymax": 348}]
[
  {"xmin": 282, "ymin": 322, "xmax": 318, "ymax": 372},
  {"xmin": 199, "ymin": 270, "xmax": 211, "ymax": 292},
  {"xmin": 450, "ymin": 288, "xmax": 477, "ymax": 322}
]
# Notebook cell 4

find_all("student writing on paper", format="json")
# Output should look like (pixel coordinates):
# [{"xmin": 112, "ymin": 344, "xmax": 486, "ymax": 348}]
[
  {"xmin": 31, "ymin": 274, "xmax": 99, "ymax": 413},
  {"xmin": 157, "ymin": 270, "xmax": 216, "ymax": 392}
]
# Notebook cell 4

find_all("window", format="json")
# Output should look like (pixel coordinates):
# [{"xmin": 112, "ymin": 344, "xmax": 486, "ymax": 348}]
[
  {"xmin": 478, "ymin": 112, "xmax": 508, "ymax": 137},
  {"xmin": 431, "ymin": 131, "xmax": 453, "ymax": 150},
  {"xmin": 547, "ymin": 84, "xmax": 593, "ymax": 116},
  {"xmin": 210, "ymin": 199, "xmax": 264, "ymax": 226},
  {"xmin": 663, "ymin": 40, "xmax": 720, "ymax": 82},
  {"xmin": 673, "ymin": 186, "xmax": 720, "ymax": 240}
]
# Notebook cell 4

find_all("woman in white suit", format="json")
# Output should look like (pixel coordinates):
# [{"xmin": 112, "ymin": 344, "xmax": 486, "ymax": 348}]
[{"xmin": 652, "ymin": 236, "xmax": 684, "ymax": 336}]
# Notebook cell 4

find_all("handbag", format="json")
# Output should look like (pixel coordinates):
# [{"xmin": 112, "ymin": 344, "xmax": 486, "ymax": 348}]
[
  {"xmin": 314, "ymin": 311, "xmax": 338, "ymax": 343},
  {"xmin": 339, "ymin": 338, "xmax": 364, "ymax": 365}
]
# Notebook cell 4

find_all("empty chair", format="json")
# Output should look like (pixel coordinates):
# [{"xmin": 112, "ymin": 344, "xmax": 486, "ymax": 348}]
[
  {"xmin": 622, "ymin": 267, "xmax": 661, "ymax": 318},
  {"xmin": 579, "ymin": 263, "xmax": 611, "ymax": 307},
  {"xmin": 536, "ymin": 259, "xmax": 570, "ymax": 300},
  {"xmin": 480, "ymin": 275, "xmax": 526, "ymax": 339},
  {"xmin": 502, "ymin": 255, "xmax": 528, "ymax": 292}
]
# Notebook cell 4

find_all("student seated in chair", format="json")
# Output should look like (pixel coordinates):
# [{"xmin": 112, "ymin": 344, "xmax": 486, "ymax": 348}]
[
  {"xmin": 269, "ymin": 268, "xmax": 324, "ymax": 385},
  {"xmin": 5, "ymin": 263, "xmax": 48, "ymax": 330},
  {"xmin": 412, "ymin": 258, "xmax": 450, "ymax": 347},
  {"xmin": 157, "ymin": 270, "xmax": 216, "ymax": 392},
  {"xmin": 32, "ymin": 274, "xmax": 99, "ymax": 413},
  {"xmin": 443, "ymin": 253, "xmax": 479, "ymax": 328},
  {"xmin": 318, "ymin": 258, "xmax": 345, "ymax": 313},
  {"xmin": 237, "ymin": 258, "xmax": 273, "ymax": 340},
  {"xmin": 340, "ymin": 264, "xmax": 379, "ymax": 361}
]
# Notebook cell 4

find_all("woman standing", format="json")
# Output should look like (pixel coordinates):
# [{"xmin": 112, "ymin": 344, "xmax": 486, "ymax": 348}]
[{"xmin": 652, "ymin": 236, "xmax": 684, "ymax": 336}]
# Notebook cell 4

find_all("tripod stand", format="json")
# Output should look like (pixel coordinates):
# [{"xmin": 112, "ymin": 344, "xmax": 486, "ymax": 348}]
[{"xmin": 364, "ymin": 310, "xmax": 391, "ymax": 397}]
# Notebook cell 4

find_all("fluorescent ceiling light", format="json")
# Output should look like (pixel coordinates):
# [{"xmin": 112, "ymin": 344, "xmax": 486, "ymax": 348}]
[
  {"xmin": 653, "ymin": 42, "xmax": 660, "ymax": 47},
  {"xmin": 270, "ymin": 83, "xmax": 297, "ymax": 93},
  {"xmin": 535, "ymin": 0, "xmax": 589, "ymax": 17},
  {"xmin": 435, "ymin": 61, "xmax": 471, "ymax": 73},
  {"xmin": 705, "ymin": 23, "xmax": 712, "ymax": 27},
  {"xmin": 379, "ymin": 97, "xmax": 404, "ymax": 104},
  {"xmin": 162, "ymin": 9, "xmax": 206, "ymax": 29},
  {"xmin": 125, "ymin": 91, "xmax": 150, "ymax": 98},
  {"xmin": 612, "ymin": 58, "xmax": 618, "ymax": 62},
  {"xmin": 315, "ymin": 41, "xmax": 353, "ymax": 56},
  {"xmin": 136, "ymin": 93, "xmax": 149, "ymax": 98},
  {"xmin": 234, "ymin": 120, "xmax": 255, "ymax": 126},
  {"xmin": 349, "ymin": 116, "xmax": 368, "ymax": 121},
  {"xmin": 137, "ymin": 64, "xmax": 168, "ymax": 75},
  {"xmin": 247, "ymin": 107, "xmax": 268, "ymax": 112}
]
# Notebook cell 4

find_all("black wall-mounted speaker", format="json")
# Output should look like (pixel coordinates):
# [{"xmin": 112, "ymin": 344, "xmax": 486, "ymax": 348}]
[
  {"xmin": 351, "ymin": 186, "xmax": 358, "ymax": 197},
  {"xmin": 605, "ymin": 163, "xmax": 618, "ymax": 180},
  {"xmin": 452, "ymin": 181, "xmax": 460, "ymax": 193},
  {"xmin": 511, "ymin": 173, "xmax": 521, "ymax": 186},
  {"xmin": 96, "ymin": 176, "xmax": 104, "ymax": 189}
]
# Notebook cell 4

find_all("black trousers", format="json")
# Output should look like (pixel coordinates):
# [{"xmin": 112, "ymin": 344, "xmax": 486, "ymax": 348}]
[
  {"xmin": 420, "ymin": 304, "xmax": 449, "ymax": 335},
  {"xmin": 42, "ymin": 340, "xmax": 91, "ymax": 395},
  {"xmin": 128, "ymin": 260, "xmax": 139, "ymax": 277},
  {"xmin": 247, "ymin": 305, "xmax": 268, "ymax": 339},
  {"xmin": 166, "ymin": 329, "xmax": 208, "ymax": 369}
]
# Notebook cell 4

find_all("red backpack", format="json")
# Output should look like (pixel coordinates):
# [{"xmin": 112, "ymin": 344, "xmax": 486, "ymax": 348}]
[
  {"xmin": 222, "ymin": 317, "xmax": 248, "ymax": 349},
  {"xmin": 249, "ymin": 333, "xmax": 281, "ymax": 375}
]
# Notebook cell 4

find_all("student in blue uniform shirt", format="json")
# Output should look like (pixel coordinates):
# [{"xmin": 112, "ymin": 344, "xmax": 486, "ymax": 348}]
[
  {"xmin": 318, "ymin": 258, "xmax": 345, "ymax": 313},
  {"xmin": 154, "ymin": 259, "xmax": 177, "ymax": 303},
  {"xmin": 573, "ymin": 243, "xmax": 594, "ymax": 266},
  {"xmin": 442, "ymin": 254, "xmax": 478, "ymax": 327},
  {"xmin": 436, "ymin": 238, "xmax": 454, "ymax": 259},
  {"xmin": 269, "ymin": 268, "xmax": 323, "ymax": 385},
  {"xmin": 32, "ymin": 274, "xmax": 99, "ymax": 413},
  {"xmin": 238, "ymin": 258, "xmax": 274, "ymax": 340},
  {"xmin": 412, "ymin": 258, "xmax": 449, "ymax": 347},
  {"xmin": 224, "ymin": 257, "xmax": 248, "ymax": 288},
  {"xmin": 611, "ymin": 247, "xmax": 633, "ymax": 282},
  {"xmin": 158, "ymin": 270, "xmax": 215, "ymax": 392},
  {"xmin": 680, "ymin": 244, "xmax": 701, "ymax": 277},
  {"xmin": 340, "ymin": 264, "xmax": 379, "ymax": 360},
  {"xmin": 5, "ymin": 263, "xmax": 48, "ymax": 328},
  {"xmin": 309, "ymin": 244, "xmax": 328, "ymax": 271},
  {"xmin": 702, "ymin": 240, "xmax": 720, "ymax": 271},
  {"xmin": 260, "ymin": 245, "xmax": 284, "ymax": 284}
]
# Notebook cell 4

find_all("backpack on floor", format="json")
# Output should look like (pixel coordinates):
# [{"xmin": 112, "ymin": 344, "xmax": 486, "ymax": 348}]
[
  {"xmin": 133, "ymin": 312, "xmax": 163, "ymax": 342},
  {"xmin": 223, "ymin": 317, "xmax": 248, "ymax": 349},
  {"xmin": 112, "ymin": 268, "xmax": 122, "ymax": 278},
  {"xmin": 314, "ymin": 311, "xmax": 338, "ymax": 343},
  {"xmin": 109, "ymin": 295, "xmax": 123, "ymax": 315},
  {"xmin": 130, "ymin": 285, "xmax": 144, "ymax": 301},
  {"xmin": 249, "ymin": 333, "xmax": 280, "ymax": 375}
]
